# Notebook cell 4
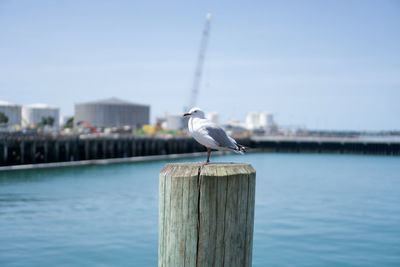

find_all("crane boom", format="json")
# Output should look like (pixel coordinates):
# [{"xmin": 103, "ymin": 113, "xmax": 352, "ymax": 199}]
[{"xmin": 189, "ymin": 13, "xmax": 212, "ymax": 108}]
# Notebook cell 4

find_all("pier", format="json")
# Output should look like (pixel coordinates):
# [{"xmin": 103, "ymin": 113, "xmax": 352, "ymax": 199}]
[
  {"xmin": 0, "ymin": 135, "xmax": 206, "ymax": 167},
  {"xmin": 0, "ymin": 134, "xmax": 399, "ymax": 167}
]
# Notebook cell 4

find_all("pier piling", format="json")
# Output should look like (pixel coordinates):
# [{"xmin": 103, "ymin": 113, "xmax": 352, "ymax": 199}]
[{"xmin": 158, "ymin": 163, "xmax": 256, "ymax": 267}]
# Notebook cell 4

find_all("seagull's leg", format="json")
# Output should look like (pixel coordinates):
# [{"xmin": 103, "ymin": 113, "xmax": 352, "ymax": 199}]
[{"xmin": 206, "ymin": 148, "xmax": 211, "ymax": 164}]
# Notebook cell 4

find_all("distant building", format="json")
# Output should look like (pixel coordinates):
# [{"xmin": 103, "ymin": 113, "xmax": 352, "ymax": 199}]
[
  {"xmin": 245, "ymin": 112, "xmax": 260, "ymax": 130},
  {"xmin": 206, "ymin": 112, "xmax": 219, "ymax": 124},
  {"xmin": 74, "ymin": 98, "xmax": 150, "ymax": 129},
  {"xmin": 245, "ymin": 111, "xmax": 275, "ymax": 130},
  {"xmin": 259, "ymin": 112, "xmax": 275, "ymax": 129},
  {"xmin": 22, "ymin": 103, "xmax": 60, "ymax": 128},
  {"xmin": 0, "ymin": 100, "xmax": 22, "ymax": 128}
]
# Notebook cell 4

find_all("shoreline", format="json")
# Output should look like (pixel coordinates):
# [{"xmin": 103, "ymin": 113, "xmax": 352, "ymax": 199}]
[{"xmin": 0, "ymin": 151, "xmax": 235, "ymax": 172}]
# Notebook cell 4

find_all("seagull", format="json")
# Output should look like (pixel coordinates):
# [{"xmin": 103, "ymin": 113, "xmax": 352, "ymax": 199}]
[{"xmin": 184, "ymin": 107, "xmax": 246, "ymax": 163}]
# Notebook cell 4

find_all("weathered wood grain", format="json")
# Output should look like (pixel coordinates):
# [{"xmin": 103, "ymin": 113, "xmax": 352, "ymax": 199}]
[{"xmin": 159, "ymin": 163, "xmax": 256, "ymax": 267}]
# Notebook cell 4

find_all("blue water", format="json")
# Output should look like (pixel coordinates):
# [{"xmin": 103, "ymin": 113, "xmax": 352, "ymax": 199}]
[{"xmin": 0, "ymin": 153, "xmax": 399, "ymax": 266}]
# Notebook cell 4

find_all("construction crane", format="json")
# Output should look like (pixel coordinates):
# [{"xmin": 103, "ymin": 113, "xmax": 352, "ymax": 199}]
[{"xmin": 188, "ymin": 13, "xmax": 212, "ymax": 109}]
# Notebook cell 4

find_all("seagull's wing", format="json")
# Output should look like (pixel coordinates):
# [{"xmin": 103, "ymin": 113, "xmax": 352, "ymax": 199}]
[{"xmin": 204, "ymin": 124, "xmax": 238, "ymax": 150}]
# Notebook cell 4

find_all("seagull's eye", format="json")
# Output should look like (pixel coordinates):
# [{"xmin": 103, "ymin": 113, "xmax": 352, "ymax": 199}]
[{"xmin": 194, "ymin": 110, "xmax": 197, "ymax": 113}]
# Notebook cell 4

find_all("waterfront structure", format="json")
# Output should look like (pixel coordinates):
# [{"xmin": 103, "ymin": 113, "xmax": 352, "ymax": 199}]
[
  {"xmin": 246, "ymin": 112, "xmax": 275, "ymax": 130},
  {"xmin": 74, "ymin": 98, "xmax": 150, "ymax": 129},
  {"xmin": 245, "ymin": 112, "xmax": 259, "ymax": 130},
  {"xmin": 0, "ymin": 135, "xmax": 399, "ymax": 167},
  {"xmin": 0, "ymin": 100, "xmax": 22, "ymax": 129},
  {"xmin": 22, "ymin": 103, "xmax": 60, "ymax": 129},
  {"xmin": 259, "ymin": 112, "xmax": 274, "ymax": 128}
]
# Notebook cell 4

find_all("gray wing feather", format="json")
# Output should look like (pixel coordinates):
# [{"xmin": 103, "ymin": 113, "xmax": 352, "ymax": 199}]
[{"xmin": 205, "ymin": 126, "xmax": 237, "ymax": 150}]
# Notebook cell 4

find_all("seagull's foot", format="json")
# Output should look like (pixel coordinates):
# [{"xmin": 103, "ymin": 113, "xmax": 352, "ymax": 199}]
[{"xmin": 201, "ymin": 161, "xmax": 210, "ymax": 166}]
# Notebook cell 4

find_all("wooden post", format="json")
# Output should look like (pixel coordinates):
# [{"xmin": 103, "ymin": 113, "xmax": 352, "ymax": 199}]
[
  {"xmin": 54, "ymin": 141, "xmax": 60, "ymax": 162},
  {"xmin": 159, "ymin": 163, "xmax": 256, "ymax": 267},
  {"xmin": 31, "ymin": 141, "xmax": 36, "ymax": 164},
  {"xmin": 84, "ymin": 140, "xmax": 90, "ymax": 160},
  {"xmin": 131, "ymin": 139, "xmax": 137, "ymax": 157},
  {"xmin": 137, "ymin": 139, "xmax": 142, "ymax": 156},
  {"xmin": 110, "ymin": 141, "xmax": 115, "ymax": 158},
  {"xmin": 93, "ymin": 140, "xmax": 98, "ymax": 159},
  {"xmin": 102, "ymin": 139, "xmax": 107, "ymax": 159},
  {"xmin": 3, "ymin": 142, "xmax": 8, "ymax": 165},
  {"xmin": 65, "ymin": 142, "xmax": 70, "ymax": 161},
  {"xmin": 44, "ymin": 141, "xmax": 49, "ymax": 163},
  {"xmin": 20, "ymin": 141, "xmax": 25, "ymax": 164}
]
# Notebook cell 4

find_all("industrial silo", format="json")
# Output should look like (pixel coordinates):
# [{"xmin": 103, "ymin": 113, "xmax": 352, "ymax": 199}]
[
  {"xmin": 74, "ymin": 98, "xmax": 150, "ymax": 129},
  {"xmin": 0, "ymin": 100, "xmax": 22, "ymax": 128},
  {"xmin": 22, "ymin": 104, "xmax": 60, "ymax": 128}
]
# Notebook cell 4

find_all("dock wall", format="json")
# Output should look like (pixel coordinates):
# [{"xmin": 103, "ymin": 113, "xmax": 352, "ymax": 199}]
[{"xmin": 0, "ymin": 136, "xmax": 398, "ymax": 167}]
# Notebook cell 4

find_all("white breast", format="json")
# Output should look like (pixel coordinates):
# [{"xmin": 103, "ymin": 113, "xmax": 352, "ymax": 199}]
[{"xmin": 188, "ymin": 117, "xmax": 219, "ymax": 149}]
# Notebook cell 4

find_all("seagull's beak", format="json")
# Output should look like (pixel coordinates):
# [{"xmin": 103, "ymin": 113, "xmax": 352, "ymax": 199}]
[{"xmin": 183, "ymin": 112, "xmax": 191, "ymax": 117}]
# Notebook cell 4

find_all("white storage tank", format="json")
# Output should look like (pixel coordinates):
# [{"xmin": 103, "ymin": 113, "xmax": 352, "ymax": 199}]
[
  {"xmin": 259, "ymin": 112, "xmax": 274, "ymax": 129},
  {"xmin": 0, "ymin": 100, "xmax": 22, "ymax": 128},
  {"xmin": 22, "ymin": 103, "xmax": 60, "ymax": 128},
  {"xmin": 245, "ymin": 112, "xmax": 260, "ymax": 130},
  {"xmin": 75, "ymin": 98, "xmax": 150, "ymax": 128},
  {"xmin": 246, "ymin": 111, "xmax": 275, "ymax": 130}
]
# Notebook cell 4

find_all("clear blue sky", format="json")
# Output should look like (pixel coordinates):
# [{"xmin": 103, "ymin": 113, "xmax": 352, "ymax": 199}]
[{"xmin": 0, "ymin": 0, "xmax": 399, "ymax": 130}]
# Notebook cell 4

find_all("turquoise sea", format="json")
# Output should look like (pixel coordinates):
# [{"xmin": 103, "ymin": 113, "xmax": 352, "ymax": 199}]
[{"xmin": 0, "ymin": 153, "xmax": 399, "ymax": 266}]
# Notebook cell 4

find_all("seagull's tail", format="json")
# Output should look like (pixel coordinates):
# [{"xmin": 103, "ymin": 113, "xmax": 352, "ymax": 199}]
[{"xmin": 235, "ymin": 144, "xmax": 246, "ymax": 154}]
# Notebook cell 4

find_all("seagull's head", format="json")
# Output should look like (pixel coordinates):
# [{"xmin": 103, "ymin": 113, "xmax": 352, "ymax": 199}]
[{"xmin": 183, "ymin": 107, "xmax": 205, "ymax": 119}]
